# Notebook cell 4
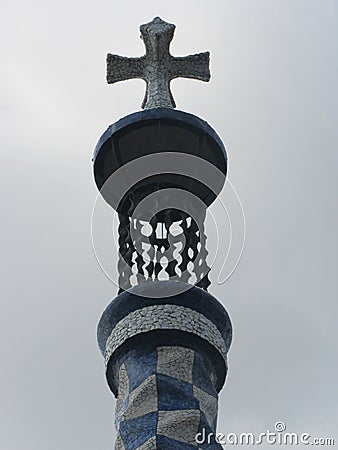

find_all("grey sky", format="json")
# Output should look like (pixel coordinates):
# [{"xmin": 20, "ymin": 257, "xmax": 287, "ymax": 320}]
[{"xmin": 1, "ymin": 0, "xmax": 337, "ymax": 449}]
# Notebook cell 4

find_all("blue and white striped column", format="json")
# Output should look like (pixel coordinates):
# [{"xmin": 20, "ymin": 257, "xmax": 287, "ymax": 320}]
[{"xmin": 97, "ymin": 281, "xmax": 232, "ymax": 449}]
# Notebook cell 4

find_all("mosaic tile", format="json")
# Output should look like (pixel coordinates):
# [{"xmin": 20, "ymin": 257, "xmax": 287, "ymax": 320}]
[
  {"xmin": 157, "ymin": 374, "xmax": 199, "ymax": 411},
  {"xmin": 192, "ymin": 352, "xmax": 218, "ymax": 398},
  {"xmin": 157, "ymin": 409, "xmax": 200, "ymax": 444},
  {"xmin": 116, "ymin": 396, "xmax": 129, "ymax": 429},
  {"xmin": 193, "ymin": 386, "xmax": 218, "ymax": 429},
  {"xmin": 116, "ymin": 364, "xmax": 130, "ymax": 427},
  {"xmin": 97, "ymin": 281, "xmax": 232, "ymax": 360},
  {"xmin": 113, "ymin": 344, "xmax": 222, "ymax": 449},
  {"xmin": 114, "ymin": 432, "xmax": 126, "ymax": 450},
  {"xmin": 135, "ymin": 436, "xmax": 157, "ymax": 449},
  {"xmin": 124, "ymin": 348, "xmax": 157, "ymax": 392},
  {"xmin": 157, "ymin": 346, "xmax": 194, "ymax": 383},
  {"xmin": 157, "ymin": 435, "xmax": 198, "ymax": 448},
  {"xmin": 196, "ymin": 413, "xmax": 224, "ymax": 449},
  {"xmin": 119, "ymin": 412, "xmax": 158, "ymax": 450},
  {"xmin": 123, "ymin": 375, "xmax": 158, "ymax": 420},
  {"xmin": 105, "ymin": 305, "xmax": 228, "ymax": 367}
]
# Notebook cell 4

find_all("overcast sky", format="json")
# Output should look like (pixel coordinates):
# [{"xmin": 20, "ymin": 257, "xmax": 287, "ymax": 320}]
[{"xmin": 1, "ymin": 0, "xmax": 337, "ymax": 449}]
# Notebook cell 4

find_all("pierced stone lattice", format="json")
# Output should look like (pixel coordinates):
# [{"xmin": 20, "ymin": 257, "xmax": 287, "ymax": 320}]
[{"xmin": 117, "ymin": 203, "xmax": 211, "ymax": 294}]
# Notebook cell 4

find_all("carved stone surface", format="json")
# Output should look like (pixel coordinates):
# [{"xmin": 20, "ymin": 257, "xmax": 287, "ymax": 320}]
[{"xmin": 106, "ymin": 17, "xmax": 210, "ymax": 109}]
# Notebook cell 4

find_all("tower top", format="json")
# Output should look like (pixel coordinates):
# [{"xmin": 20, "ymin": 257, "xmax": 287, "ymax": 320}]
[{"xmin": 106, "ymin": 16, "xmax": 211, "ymax": 109}]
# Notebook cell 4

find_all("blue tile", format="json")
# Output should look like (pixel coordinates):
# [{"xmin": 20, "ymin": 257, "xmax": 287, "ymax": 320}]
[
  {"xmin": 157, "ymin": 374, "xmax": 199, "ymax": 411},
  {"xmin": 192, "ymin": 352, "xmax": 217, "ymax": 398},
  {"xmin": 119, "ymin": 412, "xmax": 157, "ymax": 450},
  {"xmin": 157, "ymin": 435, "xmax": 198, "ymax": 449},
  {"xmin": 116, "ymin": 396, "xmax": 129, "ymax": 425},
  {"xmin": 124, "ymin": 348, "xmax": 157, "ymax": 392},
  {"xmin": 196, "ymin": 414, "xmax": 223, "ymax": 449}
]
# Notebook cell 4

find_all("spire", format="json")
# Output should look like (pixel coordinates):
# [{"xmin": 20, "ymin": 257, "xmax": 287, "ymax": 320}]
[{"xmin": 93, "ymin": 17, "xmax": 231, "ymax": 450}]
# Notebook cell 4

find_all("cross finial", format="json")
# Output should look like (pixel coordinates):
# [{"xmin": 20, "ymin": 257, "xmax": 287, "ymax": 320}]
[{"xmin": 106, "ymin": 17, "xmax": 210, "ymax": 109}]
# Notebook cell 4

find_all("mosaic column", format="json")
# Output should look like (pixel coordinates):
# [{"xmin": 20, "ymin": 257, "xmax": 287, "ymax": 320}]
[
  {"xmin": 93, "ymin": 17, "xmax": 232, "ymax": 450},
  {"xmin": 97, "ymin": 282, "xmax": 232, "ymax": 449}
]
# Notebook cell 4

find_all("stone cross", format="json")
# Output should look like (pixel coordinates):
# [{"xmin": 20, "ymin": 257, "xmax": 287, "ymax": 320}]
[{"xmin": 106, "ymin": 17, "xmax": 210, "ymax": 109}]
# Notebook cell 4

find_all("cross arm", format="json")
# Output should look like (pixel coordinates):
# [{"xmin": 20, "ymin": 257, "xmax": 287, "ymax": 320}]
[
  {"xmin": 170, "ymin": 52, "xmax": 211, "ymax": 82},
  {"xmin": 106, "ymin": 54, "xmax": 145, "ymax": 84}
]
